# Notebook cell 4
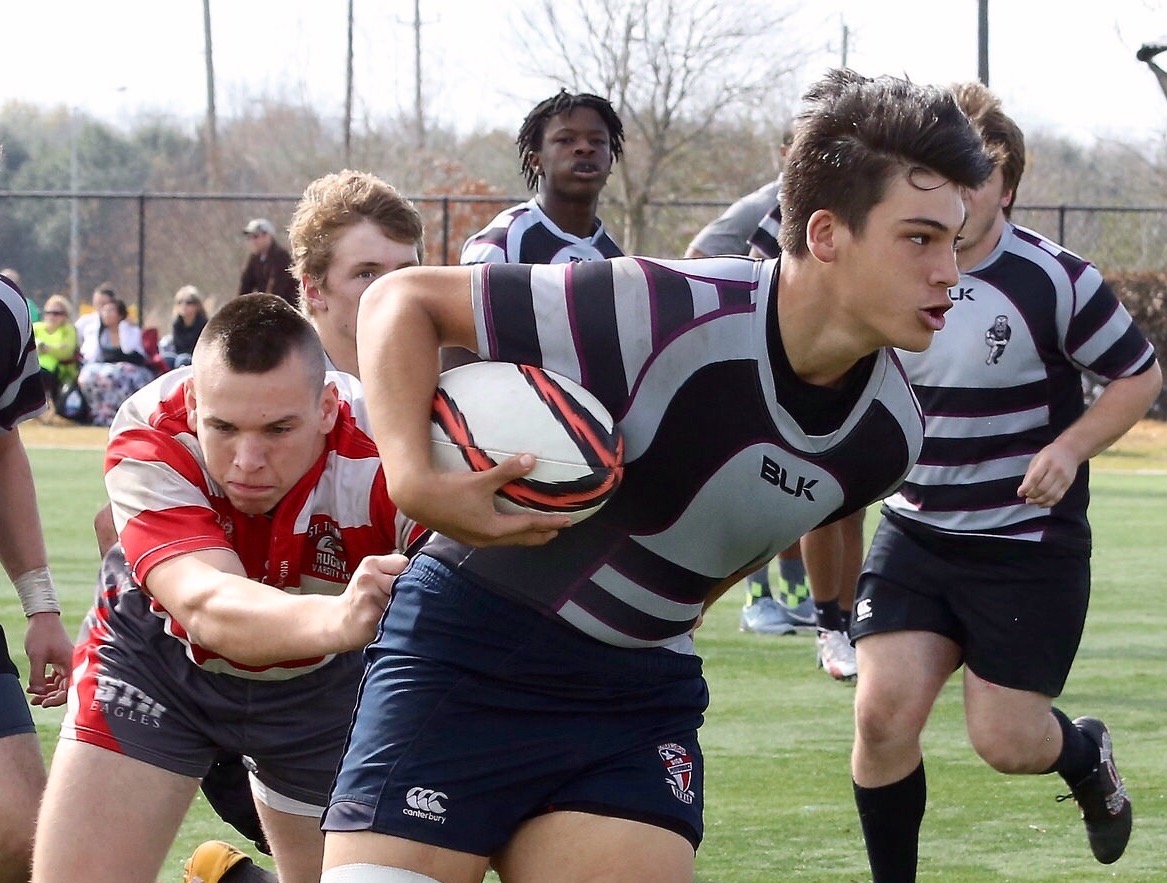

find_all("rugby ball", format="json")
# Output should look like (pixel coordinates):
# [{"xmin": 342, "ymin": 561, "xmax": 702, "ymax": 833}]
[{"xmin": 430, "ymin": 362, "xmax": 624, "ymax": 523}]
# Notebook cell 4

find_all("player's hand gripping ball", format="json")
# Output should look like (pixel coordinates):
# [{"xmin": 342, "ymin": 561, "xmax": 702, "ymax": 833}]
[{"xmin": 430, "ymin": 362, "xmax": 624, "ymax": 523}]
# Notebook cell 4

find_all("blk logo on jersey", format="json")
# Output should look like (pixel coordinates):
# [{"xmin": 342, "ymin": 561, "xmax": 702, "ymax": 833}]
[
  {"xmin": 91, "ymin": 674, "xmax": 166, "ymax": 729},
  {"xmin": 658, "ymin": 742, "xmax": 695, "ymax": 805},
  {"xmin": 403, "ymin": 786, "xmax": 449, "ymax": 824},
  {"xmin": 760, "ymin": 456, "xmax": 817, "ymax": 500},
  {"xmin": 950, "ymin": 285, "xmax": 976, "ymax": 301}
]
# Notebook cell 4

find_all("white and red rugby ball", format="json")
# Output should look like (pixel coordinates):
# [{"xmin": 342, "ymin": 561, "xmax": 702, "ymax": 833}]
[{"xmin": 430, "ymin": 362, "xmax": 624, "ymax": 523}]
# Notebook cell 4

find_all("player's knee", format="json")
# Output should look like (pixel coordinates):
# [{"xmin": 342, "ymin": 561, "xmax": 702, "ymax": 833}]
[
  {"xmin": 968, "ymin": 726, "xmax": 1045, "ymax": 774},
  {"xmin": 854, "ymin": 696, "xmax": 926, "ymax": 751},
  {"xmin": 321, "ymin": 865, "xmax": 442, "ymax": 883}
]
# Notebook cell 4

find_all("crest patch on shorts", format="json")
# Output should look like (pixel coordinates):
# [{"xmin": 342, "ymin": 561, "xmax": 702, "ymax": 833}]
[{"xmin": 658, "ymin": 742, "xmax": 695, "ymax": 804}]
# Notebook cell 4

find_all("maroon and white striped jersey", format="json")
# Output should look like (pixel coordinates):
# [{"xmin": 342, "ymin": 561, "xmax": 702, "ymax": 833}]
[
  {"xmin": 460, "ymin": 198, "xmax": 622, "ymax": 265},
  {"xmin": 886, "ymin": 222, "xmax": 1158, "ymax": 549},
  {"xmin": 425, "ymin": 255, "xmax": 925, "ymax": 648}
]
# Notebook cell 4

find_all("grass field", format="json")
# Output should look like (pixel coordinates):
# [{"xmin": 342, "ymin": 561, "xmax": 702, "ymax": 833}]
[{"xmin": 8, "ymin": 419, "xmax": 1167, "ymax": 882}]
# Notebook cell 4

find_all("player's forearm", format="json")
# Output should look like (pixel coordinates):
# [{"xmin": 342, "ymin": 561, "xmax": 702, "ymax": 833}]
[
  {"xmin": 160, "ymin": 570, "xmax": 356, "ymax": 665},
  {"xmin": 0, "ymin": 430, "xmax": 50, "ymax": 581},
  {"xmin": 1061, "ymin": 365, "xmax": 1163, "ymax": 463}
]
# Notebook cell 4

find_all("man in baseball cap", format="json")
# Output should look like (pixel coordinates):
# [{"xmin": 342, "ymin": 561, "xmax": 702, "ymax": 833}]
[{"xmin": 239, "ymin": 218, "xmax": 298, "ymax": 307}]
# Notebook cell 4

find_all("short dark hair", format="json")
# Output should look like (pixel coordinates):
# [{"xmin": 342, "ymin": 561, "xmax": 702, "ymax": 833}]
[
  {"xmin": 195, "ymin": 293, "xmax": 325, "ymax": 379},
  {"xmin": 950, "ymin": 81, "xmax": 1026, "ymax": 217},
  {"xmin": 516, "ymin": 90, "xmax": 625, "ymax": 190},
  {"xmin": 779, "ymin": 69, "xmax": 994, "ymax": 258}
]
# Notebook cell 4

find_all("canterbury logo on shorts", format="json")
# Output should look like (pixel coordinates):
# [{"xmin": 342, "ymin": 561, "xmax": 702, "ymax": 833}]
[{"xmin": 403, "ymin": 786, "xmax": 449, "ymax": 824}]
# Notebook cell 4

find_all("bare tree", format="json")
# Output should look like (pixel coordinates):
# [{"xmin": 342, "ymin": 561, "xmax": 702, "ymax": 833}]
[{"xmin": 513, "ymin": 0, "xmax": 804, "ymax": 252}]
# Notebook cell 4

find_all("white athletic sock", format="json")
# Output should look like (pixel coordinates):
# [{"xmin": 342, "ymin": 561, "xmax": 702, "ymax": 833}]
[{"xmin": 321, "ymin": 864, "xmax": 442, "ymax": 883}]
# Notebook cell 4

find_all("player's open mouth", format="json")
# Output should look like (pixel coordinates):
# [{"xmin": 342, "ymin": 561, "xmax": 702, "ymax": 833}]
[
  {"xmin": 921, "ymin": 305, "xmax": 949, "ymax": 331},
  {"xmin": 572, "ymin": 163, "xmax": 601, "ymax": 176}
]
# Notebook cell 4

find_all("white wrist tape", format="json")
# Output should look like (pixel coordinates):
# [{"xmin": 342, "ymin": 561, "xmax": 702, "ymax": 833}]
[{"xmin": 14, "ymin": 566, "xmax": 60, "ymax": 617}]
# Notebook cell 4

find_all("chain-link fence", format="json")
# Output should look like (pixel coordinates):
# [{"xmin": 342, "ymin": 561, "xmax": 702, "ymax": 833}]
[{"xmin": 2, "ymin": 190, "xmax": 1165, "ymax": 331}]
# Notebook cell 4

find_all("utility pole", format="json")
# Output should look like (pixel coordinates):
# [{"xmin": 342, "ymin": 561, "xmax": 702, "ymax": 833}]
[
  {"xmin": 414, "ymin": 0, "xmax": 425, "ymax": 150},
  {"xmin": 977, "ymin": 0, "xmax": 989, "ymax": 85},
  {"xmin": 841, "ymin": 19, "xmax": 849, "ymax": 68},
  {"xmin": 69, "ymin": 110, "xmax": 79, "ymax": 309},
  {"xmin": 203, "ymin": 0, "xmax": 221, "ymax": 190},
  {"xmin": 345, "ymin": 0, "xmax": 354, "ymax": 164}
]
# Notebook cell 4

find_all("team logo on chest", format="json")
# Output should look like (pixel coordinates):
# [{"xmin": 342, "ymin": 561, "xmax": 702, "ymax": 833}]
[
  {"xmin": 984, "ymin": 314, "xmax": 1012, "ymax": 365},
  {"xmin": 658, "ymin": 742, "xmax": 696, "ymax": 805},
  {"xmin": 307, "ymin": 518, "xmax": 349, "ymax": 582},
  {"xmin": 760, "ymin": 455, "xmax": 817, "ymax": 500}
]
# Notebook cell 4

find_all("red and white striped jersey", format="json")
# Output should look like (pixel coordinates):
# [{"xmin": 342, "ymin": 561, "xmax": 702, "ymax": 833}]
[{"xmin": 104, "ymin": 368, "xmax": 423, "ymax": 678}]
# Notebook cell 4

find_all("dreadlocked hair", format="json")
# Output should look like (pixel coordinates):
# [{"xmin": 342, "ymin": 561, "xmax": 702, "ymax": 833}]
[{"xmin": 516, "ymin": 89, "xmax": 625, "ymax": 190}]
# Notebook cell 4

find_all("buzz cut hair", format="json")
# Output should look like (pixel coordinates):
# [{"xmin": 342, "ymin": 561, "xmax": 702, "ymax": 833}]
[{"xmin": 195, "ymin": 293, "xmax": 325, "ymax": 381}]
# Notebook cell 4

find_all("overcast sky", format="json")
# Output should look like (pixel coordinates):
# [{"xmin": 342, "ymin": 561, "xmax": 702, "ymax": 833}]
[{"xmin": 3, "ymin": 0, "xmax": 1166, "ymax": 145}]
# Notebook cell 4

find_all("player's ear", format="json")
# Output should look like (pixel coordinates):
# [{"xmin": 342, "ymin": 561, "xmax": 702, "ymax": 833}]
[
  {"xmin": 806, "ymin": 209, "xmax": 839, "ymax": 262},
  {"xmin": 184, "ymin": 378, "xmax": 198, "ymax": 433},
  {"xmin": 302, "ymin": 275, "xmax": 326, "ymax": 313},
  {"xmin": 319, "ymin": 381, "xmax": 340, "ymax": 433}
]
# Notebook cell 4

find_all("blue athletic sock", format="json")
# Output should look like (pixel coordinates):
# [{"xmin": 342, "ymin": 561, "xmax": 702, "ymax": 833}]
[{"xmin": 854, "ymin": 761, "xmax": 926, "ymax": 883}]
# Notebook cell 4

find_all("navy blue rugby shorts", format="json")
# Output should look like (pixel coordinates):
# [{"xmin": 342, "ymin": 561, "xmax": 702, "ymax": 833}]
[
  {"xmin": 0, "ymin": 624, "xmax": 35, "ymax": 738},
  {"xmin": 324, "ymin": 554, "xmax": 708, "ymax": 855},
  {"xmin": 852, "ymin": 515, "xmax": 1090, "ymax": 697}
]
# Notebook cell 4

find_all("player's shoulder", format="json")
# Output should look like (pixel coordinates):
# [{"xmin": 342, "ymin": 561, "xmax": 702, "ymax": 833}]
[
  {"xmin": 109, "ymin": 369, "xmax": 193, "ymax": 441},
  {"xmin": 1001, "ymin": 224, "xmax": 1098, "ymax": 280},
  {"xmin": 0, "ymin": 278, "xmax": 32, "ymax": 346}
]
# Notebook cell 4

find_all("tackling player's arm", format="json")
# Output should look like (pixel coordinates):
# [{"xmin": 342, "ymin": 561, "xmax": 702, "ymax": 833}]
[
  {"xmin": 144, "ymin": 549, "xmax": 406, "ymax": 666},
  {"xmin": 356, "ymin": 265, "xmax": 571, "ymax": 547}
]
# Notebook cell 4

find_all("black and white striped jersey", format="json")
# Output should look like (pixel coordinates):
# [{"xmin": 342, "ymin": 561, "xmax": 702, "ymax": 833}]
[
  {"xmin": 885, "ymin": 223, "xmax": 1157, "ymax": 549},
  {"xmin": 460, "ymin": 198, "xmax": 622, "ymax": 265},
  {"xmin": 0, "ymin": 278, "xmax": 47, "ymax": 430},
  {"xmin": 426, "ymin": 255, "xmax": 925, "ymax": 648}
]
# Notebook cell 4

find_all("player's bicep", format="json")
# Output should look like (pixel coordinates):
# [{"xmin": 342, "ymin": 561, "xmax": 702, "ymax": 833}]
[{"xmin": 360, "ymin": 265, "xmax": 478, "ymax": 352}]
